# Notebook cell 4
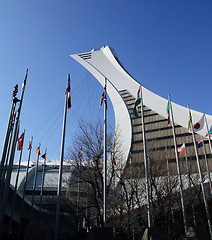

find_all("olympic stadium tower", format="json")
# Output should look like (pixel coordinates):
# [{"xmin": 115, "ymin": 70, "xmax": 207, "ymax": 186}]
[{"xmin": 70, "ymin": 46, "xmax": 212, "ymax": 181}]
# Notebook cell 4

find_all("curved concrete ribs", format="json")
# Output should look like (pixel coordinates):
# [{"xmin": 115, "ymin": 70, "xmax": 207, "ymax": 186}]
[{"xmin": 70, "ymin": 46, "xmax": 212, "ymax": 174}]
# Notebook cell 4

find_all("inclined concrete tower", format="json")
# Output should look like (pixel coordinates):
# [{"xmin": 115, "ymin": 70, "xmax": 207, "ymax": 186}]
[{"xmin": 70, "ymin": 46, "xmax": 212, "ymax": 178}]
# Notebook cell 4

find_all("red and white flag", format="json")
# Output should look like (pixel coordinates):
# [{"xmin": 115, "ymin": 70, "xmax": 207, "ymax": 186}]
[
  {"xmin": 178, "ymin": 143, "xmax": 185, "ymax": 156},
  {"xmin": 17, "ymin": 132, "xmax": 24, "ymax": 151},
  {"xmin": 12, "ymin": 84, "xmax": 18, "ymax": 98},
  {"xmin": 10, "ymin": 105, "xmax": 16, "ymax": 125},
  {"xmin": 28, "ymin": 138, "xmax": 32, "ymax": 150},
  {"xmin": 193, "ymin": 114, "xmax": 205, "ymax": 132},
  {"xmin": 99, "ymin": 84, "xmax": 108, "ymax": 111}
]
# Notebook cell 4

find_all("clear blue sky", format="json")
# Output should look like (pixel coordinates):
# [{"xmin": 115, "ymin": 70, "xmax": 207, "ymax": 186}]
[{"xmin": 0, "ymin": 1, "xmax": 211, "ymax": 163}]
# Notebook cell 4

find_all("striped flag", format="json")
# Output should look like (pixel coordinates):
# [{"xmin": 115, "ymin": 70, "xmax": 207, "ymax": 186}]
[
  {"xmin": 28, "ymin": 138, "xmax": 32, "ymax": 150},
  {"xmin": 12, "ymin": 84, "xmax": 18, "ymax": 98},
  {"xmin": 10, "ymin": 105, "xmax": 16, "ymax": 126},
  {"xmin": 36, "ymin": 146, "xmax": 40, "ymax": 156},
  {"xmin": 99, "ymin": 84, "xmax": 108, "ymax": 111},
  {"xmin": 188, "ymin": 113, "xmax": 192, "ymax": 132},
  {"xmin": 133, "ymin": 86, "xmax": 142, "ymax": 118},
  {"xmin": 166, "ymin": 100, "xmax": 170, "ymax": 125},
  {"xmin": 178, "ymin": 143, "xmax": 185, "ymax": 156},
  {"xmin": 17, "ymin": 132, "xmax": 24, "ymax": 151}
]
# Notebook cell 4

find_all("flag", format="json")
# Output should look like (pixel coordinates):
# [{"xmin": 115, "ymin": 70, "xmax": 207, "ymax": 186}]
[
  {"xmin": 178, "ymin": 143, "xmax": 185, "ymax": 156},
  {"xmin": 66, "ymin": 80, "xmax": 71, "ymax": 109},
  {"xmin": 113, "ymin": 159, "xmax": 116, "ymax": 165},
  {"xmin": 197, "ymin": 139, "xmax": 204, "ymax": 149},
  {"xmin": 36, "ymin": 146, "xmax": 40, "ymax": 156},
  {"xmin": 166, "ymin": 100, "xmax": 170, "ymax": 125},
  {"xmin": 133, "ymin": 86, "xmax": 142, "ymax": 118},
  {"xmin": 17, "ymin": 132, "xmax": 24, "ymax": 151},
  {"xmin": 28, "ymin": 138, "xmax": 32, "ymax": 150},
  {"xmin": 99, "ymin": 84, "xmax": 108, "ymax": 111},
  {"xmin": 137, "ymin": 86, "xmax": 141, "ymax": 100},
  {"xmin": 13, "ymin": 97, "xmax": 20, "ymax": 104},
  {"xmin": 41, "ymin": 153, "xmax": 47, "ymax": 160},
  {"xmin": 188, "ymin": 113, "xmax": 192, "ymax": 132},
  {"xmin": 206, "ymin": 126, "xmax": 212, "ymax": 137},
  {"xmin": 78, "ymin": 149, "xmax": 83, "ymax": 159},
  {"xmin": 12, "ymin": 84, "xmax": 18, "ymax": 98},
  {"xmin": 193, "ymin": 114, "xmax": 205, "ymax": 132},
  {"xmin": 10, "ymin": 105, "xmax": 16, "ymax": 126}
]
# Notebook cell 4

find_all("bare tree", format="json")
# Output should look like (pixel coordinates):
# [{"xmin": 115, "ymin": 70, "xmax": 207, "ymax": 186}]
[
  {"xmin": 62, "ymin": 120, "xmax": 211, "ymax": 239},
  {"xmin": 64, "ymin": 120, "xmax": 126, "ymax": 230}
]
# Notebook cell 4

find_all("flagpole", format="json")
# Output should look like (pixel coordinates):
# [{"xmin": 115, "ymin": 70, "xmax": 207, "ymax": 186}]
[
  {"xmin": 77, "ymin": 154, "xmax": 83, "ymax": 230},
  {"xmin": 201, "ymin": 139, "xmax": 212, "ymax": 196},
  {"xmin": 0, "ymin": 129, "xmax": 13, "ymax": 197},
  {"xmin": 18, "ymin": 137, "xmax": 33, "ymax": 240},
  {"xmin": 31, "ymin": 143, "xmax": 41, "ymax": 217},
  {"xmin": 0, "ymin": 101, "xmax": 18, "ymax": 193},
  {"xmin": 204, "ymin": 114, "xmax": 212, "ymax": 194},
  {"xmin": 103, "ymin": 77, "xmax": 107, "ymax": 227},
  {"xmin": 188, "ymin": 104, "xmax": 212, "ymax": 238},
  {"xmin": 0, "ymin": 91, "xmax": 19, "ymax": 184},
  {"xmin": 77, "ymin": 176, "xmax": 80, "ymax": 230},
  {"xmin": 141, "ymin": 87, "xmax": 152, "ymax": 228},
  {"xmin": 130, "ymin": 152, "xmax": 132, "ymax": 181},
  {"xmin": 8, "ymin": 129, "xmax": 25, "ymax": 238},
  {"xmin": 4, "ymin": 122, "xmax": 19, "ymax": 239},
  {"xmin": 184, "ymin": 145, "xmax": 192, "ymax": 191},
  {"xmin": 169, "ymin": 94, "xmax": 188, "ymax": 234},
  {"xmin": 184, "ymin": 145, "xmax": 196, "ymax": 225},
  {"xmin": 165, "ymin": 147, "xmax": 175, "ymax": 225},
  {"xmin": 0, "ymin": 69, "xmax": 28, "ymax": 237},
  {"xmin": 0, "ymin": 102, "xmax": 15, "ymax": 182},
  {"xmin": 184, "ymin": 144, "xmax": 189, "ymax": 174},
  {"xmin": 1, "ymin": 122, "xmax": 20, "ymax": 195},
  {"xmin": 21, "ymin": 137, "xmax": 33, "ymax": 213},
  {"xmin": 2, "ymin": 110, "xmax": 17, "ymax": 188},
  {"xmin": 39, "ymin": 148, "xmax": 47, "ymax": 211},
  {"xmin": 165, "ymin": 147, "xmax": 170, "ymax": 182},
  {"xmin": 54, "ymin": 74, "xmax": 69, "ymax": 240},
  {"xmin": 204, "ymin": 114, "xmax": 212, "ymax": 155}
]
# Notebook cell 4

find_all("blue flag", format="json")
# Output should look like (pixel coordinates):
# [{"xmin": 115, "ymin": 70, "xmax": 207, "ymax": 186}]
[{"xmin": 197, "ymin": 139, "xmax": 203, "ymax": 149}]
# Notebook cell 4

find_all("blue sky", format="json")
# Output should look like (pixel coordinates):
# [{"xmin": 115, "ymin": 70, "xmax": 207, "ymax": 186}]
[{"xmin": 0, "ymin": 1, "xmax": 211, "ymax": 163}]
